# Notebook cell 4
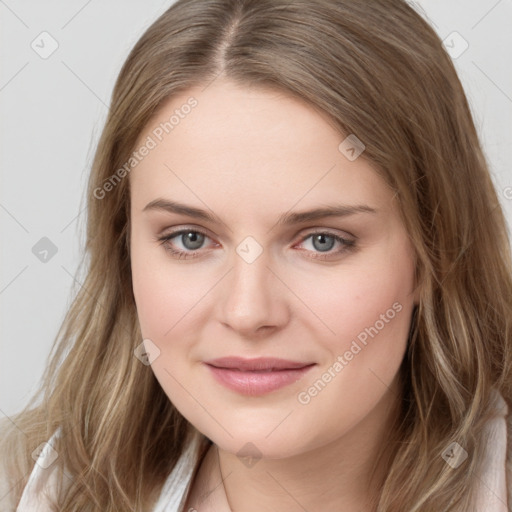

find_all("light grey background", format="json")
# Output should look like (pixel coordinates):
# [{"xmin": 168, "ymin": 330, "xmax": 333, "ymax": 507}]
[{"xmin": 1, "ymin": 1, "xmax": 511, "ymax": 420}]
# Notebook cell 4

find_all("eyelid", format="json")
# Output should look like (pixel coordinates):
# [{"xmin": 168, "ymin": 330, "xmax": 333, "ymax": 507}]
[
  {"xmin": 298, "ymin": 227, "xmax": 356, "ymax": 240},
  {"xmin": 293, "ymin": 230, "xmax": 356, "ymax": 255},
  {"xmin": 157, "ymin": 225, "xmax": 356, "ymax": 263},
  {"xmin": 159, "ymin": 225, "xmax": 355, "ymax": 242},
  {"xmin": 159, "ymin": 225, "xmax": 216, "ymax": 241}
]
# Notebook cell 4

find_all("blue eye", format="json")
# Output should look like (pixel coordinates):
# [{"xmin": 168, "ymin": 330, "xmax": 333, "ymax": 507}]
[
  {"xmin": 172, "ymin": 230, "xmax": 206, "ymax": 251},
  {"xmin": 156, "ymin": 229, "xmax": 355, "ymax": 261},
  {"xmin": 157, "ymin": 229, "xmax": 212, "ymax": 259},
  {"xmin": 296, "ymin": 232, "xmax": 355, "ymax": 260}
]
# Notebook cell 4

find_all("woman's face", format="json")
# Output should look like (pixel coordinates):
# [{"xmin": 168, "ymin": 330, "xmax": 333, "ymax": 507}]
[{"xmin": 130, "ymin": 78, "xmax": 418, "ymax": 459}]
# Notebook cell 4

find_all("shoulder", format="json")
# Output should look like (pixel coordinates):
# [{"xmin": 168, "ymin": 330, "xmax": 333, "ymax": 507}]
[
  {"xmin": 0, "ymin": 416, "xmax": 29, "ymax": 511},
  {"xmin": 14, "ymin": 427, "xmax": 64, "ymax": 512},
  {"xmin": 6, "ymin": 421, "xmax": 208, "ymax": 512},
  {"xmin": 0, "ymin": 458, "xmax": 18, "ymax": 512},
  {"xmin": 487, "ymin": 390, "xmax": 512, "ymax": 511},
  {"xmin": 481, "ymin": 390, "xmax": 511, "ymax": 511},
  {"xmin": 0, "ymin": 418, "xmax": 64, "ymax": 512},
  {"xmin": 153, "ymin": 429, "xmax": 211, "ymax": 512},
  {"xmin": 506, "ymin": 407, "xmax": 512, "ymax": 510}
]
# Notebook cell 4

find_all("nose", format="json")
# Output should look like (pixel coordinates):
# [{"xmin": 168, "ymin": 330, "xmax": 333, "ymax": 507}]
[{"xmin": 218, "ymin": 247, "xmax": 290, "ymax": 337}]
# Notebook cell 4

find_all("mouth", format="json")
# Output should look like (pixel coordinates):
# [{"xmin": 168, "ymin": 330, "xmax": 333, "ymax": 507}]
[{"xmin": 203, "ymin": 357, "xmax": 316, "ymax": 395}]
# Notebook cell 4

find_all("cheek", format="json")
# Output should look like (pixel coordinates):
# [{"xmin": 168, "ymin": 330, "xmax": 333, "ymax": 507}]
[
  {"xmin": 291, "ymin": 241, "xmax": 415, "ymax": 354},
  {"xmin": 131, "ymin": 250, "xmax": 216, "ymax": 431},
  {"xmin": 132, "ymin": 255, "xmax": 174, "ymax": 340},
  {"xmin": 131, "ymin": 239, "xmax": 208, "ymax": 407},
  {"xmin": 293, "ymin": 243, "xmax": 413, "ymax": 375},
  {"xmin": 131, "ymin": 229, "xmax": 205, "ymax": 340},
  {"xmin": 291, "ymin": 243, "xmax": 415, "ymax": 435}
]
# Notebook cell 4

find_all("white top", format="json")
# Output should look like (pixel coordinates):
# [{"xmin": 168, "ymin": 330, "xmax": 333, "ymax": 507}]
[
  {"xmin": 15, "ymin": 431, "xmax": 206, "ymax": 512},
  {"xmin": 15, "ymin": 391, "xmax": 509, "ymax": 511}
]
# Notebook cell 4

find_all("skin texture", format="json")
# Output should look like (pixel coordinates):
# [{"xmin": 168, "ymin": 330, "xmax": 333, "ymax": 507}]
[{"xmin": 130, "ymin": 78, "xmax": 419, "ymax": 512}]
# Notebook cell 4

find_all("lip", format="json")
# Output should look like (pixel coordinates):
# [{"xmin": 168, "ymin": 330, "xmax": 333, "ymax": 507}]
[{"xmin": 203, "ymin": 357, "xmax": 316, "ymax": 396}]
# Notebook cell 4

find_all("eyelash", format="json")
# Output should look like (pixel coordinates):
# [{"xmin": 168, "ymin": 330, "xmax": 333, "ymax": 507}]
[{"xmin": 155, "ymin": 228, "xmax": 356, "ymax": 261}]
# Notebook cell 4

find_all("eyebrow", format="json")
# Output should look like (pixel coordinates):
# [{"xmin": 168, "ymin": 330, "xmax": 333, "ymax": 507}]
[{"xmin": 142, "ymin": 198, "xmax": 377, "ymax": 225}]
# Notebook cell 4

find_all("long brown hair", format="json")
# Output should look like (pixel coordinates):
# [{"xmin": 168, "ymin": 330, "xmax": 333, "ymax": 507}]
[{"xmin": 2, "ymin": 1, "xmax": 511, "ymax": 510}]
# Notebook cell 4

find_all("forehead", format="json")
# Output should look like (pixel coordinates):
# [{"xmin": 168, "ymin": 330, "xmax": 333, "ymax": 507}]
[{"xmin": 130, "ymin": 79, "xmax": 393, "ymax": 219}]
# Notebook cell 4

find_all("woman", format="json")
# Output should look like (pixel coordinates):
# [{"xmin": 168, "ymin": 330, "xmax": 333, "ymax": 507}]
[{"xmin": 1, "ymin": 0, "xmax": 511, "ymax": 510}]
